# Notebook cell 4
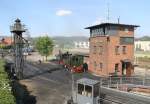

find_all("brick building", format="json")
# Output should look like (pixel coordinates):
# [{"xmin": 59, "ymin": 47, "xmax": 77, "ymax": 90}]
[{"xmin": 85, "ymin": 23, "xmax": 139, "ymax": 77}]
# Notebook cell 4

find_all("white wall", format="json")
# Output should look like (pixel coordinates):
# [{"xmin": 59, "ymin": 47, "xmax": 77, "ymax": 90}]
[
  {"xmin": 74, "ymin": 41, "xmax": 89, "ymax": 49},
  {"xmin": 135, "ymin": 41, "xmax": 150, "ymax": 51}
]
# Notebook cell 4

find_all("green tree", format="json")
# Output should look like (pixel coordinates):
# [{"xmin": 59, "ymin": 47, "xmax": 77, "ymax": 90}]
[{"xmin": 35, "ymin": 36, "xmax": 53, "ymax": 61}]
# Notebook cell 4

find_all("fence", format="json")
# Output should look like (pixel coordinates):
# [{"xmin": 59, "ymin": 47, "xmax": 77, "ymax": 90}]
[{"xmin": 101, "ymin": 76, "xmax": 150, "ymax": 89}]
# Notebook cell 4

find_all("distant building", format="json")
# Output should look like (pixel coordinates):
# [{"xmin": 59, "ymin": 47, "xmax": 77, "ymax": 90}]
[
  {"xmin": 135, "ymin": 41, "xmax": 150, "ymax": 51},
  {"xmin": 86, "ymin": 23, "xmax": 139, "ymax": 77},
  {"xmin": 74, "ymin": 41, "xmax": 89, "ymax": 49},
  {"xmin": 0, "ymin": 37, "xmax": 13, "ymax": 46}
]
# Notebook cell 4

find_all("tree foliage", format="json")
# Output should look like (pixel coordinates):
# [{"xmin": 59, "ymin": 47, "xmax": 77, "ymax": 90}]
[
  {"xmin": 0, "ymin": 59, "xmax": 16, "ymax": 104},
  {"xmin": 35, "ymin": 36, "xmax": 53, "ymax": 61},
  {"xmin": 0, "ymin": 44, "xmax": 12, "ymax": 49}
]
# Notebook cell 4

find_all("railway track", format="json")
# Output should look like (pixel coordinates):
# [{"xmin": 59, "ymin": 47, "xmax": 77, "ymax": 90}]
[{"xmin": 101, "ymin": 87, "xmax": 150, "ymax": 104}]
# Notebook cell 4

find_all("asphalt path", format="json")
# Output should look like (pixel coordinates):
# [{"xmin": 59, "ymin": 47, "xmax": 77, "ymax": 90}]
[{"xmin": 22, "ymin": 62, "xmax": 72, "ymax": 104}]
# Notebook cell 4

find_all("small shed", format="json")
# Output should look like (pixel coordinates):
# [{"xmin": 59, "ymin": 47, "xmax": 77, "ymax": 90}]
[{"xmin": 74, "ymin": 78, "xmax": 100, "ymax": 104}]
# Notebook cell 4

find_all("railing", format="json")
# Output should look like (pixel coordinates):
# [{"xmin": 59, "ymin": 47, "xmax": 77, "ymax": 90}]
[
  {"xmin": 101, "ymin": 76, "xmax": 150, "ymax": 88},
  {"xmin": 10, "ymin": 25, "xmax": 26, "ymax": 32}
]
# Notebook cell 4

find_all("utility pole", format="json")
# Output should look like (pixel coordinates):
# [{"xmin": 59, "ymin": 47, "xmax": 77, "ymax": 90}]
[
  {"xmin": 107, "ymin": 2, "xmax": 110, "ymax": 22},
  {"xmin": 10, "ymin": 19, "xmax": 26, "ymax": 79}
]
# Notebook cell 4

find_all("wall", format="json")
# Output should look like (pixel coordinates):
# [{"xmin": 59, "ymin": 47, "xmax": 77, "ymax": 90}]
[
  {"xmin": 89, "ymin": 36, "xmax": 108, "ymax": 76},
  {"xmin": 89, "ymin": 26, "xmax": 134, "ymax": 76},
  {"xmin": 107, "ymin": 36, "xmax": 134, "ymax": 76}
]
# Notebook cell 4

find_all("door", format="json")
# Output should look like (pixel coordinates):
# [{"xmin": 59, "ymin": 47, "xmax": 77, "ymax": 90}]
[{"xmin": 122, "ymin": 62, "xmax": 132, "ymax": 76}]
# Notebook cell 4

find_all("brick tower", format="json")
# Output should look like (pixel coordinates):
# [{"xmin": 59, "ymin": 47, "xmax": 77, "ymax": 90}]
[{"xmin": 85, "ymin": 23, "xmax": 139, "ymax": 77}]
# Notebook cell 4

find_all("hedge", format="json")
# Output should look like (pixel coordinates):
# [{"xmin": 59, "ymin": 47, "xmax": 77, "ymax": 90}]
[{"xmin": 0, "ymin": 59, "xmax": 16, "ymax": 104}]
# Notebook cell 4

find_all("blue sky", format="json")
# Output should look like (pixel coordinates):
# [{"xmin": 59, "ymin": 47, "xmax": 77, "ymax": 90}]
[{"xmin": 0, "ymin": 0, "xmax": 149, "ymax": 37}]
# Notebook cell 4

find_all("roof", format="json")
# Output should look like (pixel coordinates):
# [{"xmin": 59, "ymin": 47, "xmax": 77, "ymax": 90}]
[
  {"xmin": 62, "ymin": 49, "xmax": 89, "ymax": 57},
  {"xmin": 85, "ymin": 23, "xmax": 140, "ymax": 29},
  {"xmin": 77, "ymin": 78, "xmax": 99, "ymax": 86},
  {"xmin": 3, "ymin": 37, "xmax": 13, "ymax": 45},
  {"xmin": 71, "ymin": 52, "xmax": 89, "ymax": 57},
  {"xmin": 0, "ymin": 37, "xmax": 13, "ymax": 45}
]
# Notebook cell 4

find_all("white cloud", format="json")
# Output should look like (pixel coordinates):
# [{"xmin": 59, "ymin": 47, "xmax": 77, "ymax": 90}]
[{"xmin": 56, "ymin": 10, "xmax": 72, "ymax": 16}]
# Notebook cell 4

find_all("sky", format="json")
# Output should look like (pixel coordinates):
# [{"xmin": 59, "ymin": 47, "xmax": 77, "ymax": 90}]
[{"xmin": 0, "ymin": 0, "xmax": 149, "ymax": 37}]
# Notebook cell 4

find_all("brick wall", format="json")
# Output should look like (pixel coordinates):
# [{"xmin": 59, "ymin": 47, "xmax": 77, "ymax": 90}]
[{"xmin": 89, "ymin": 29, "xmax": 134, "ymax": 77}]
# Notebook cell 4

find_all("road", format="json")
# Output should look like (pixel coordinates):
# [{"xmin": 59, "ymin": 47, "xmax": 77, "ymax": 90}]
[{"xmin": 22, "ymin": 62, "xmax": 72, "ymax": 104}]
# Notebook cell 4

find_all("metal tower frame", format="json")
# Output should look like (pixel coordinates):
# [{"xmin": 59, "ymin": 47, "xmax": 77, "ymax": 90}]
[{"xmin": 10, "ymin": 19, "xmax": 27, "ymax": 79}]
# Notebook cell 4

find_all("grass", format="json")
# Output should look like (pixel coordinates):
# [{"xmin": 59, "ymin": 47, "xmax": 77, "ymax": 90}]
[{"xmin": 0, "ymin": 59, "xmax": 16, "ymax": 104}]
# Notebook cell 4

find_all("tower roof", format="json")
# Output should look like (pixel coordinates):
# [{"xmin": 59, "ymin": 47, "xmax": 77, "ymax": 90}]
[
  {"xmin": 15, "ymin": 18, "xmax": 21, "ymax": 23},
  {"xmin": 85, "ymin": 23, "xmax": 140, "ymax": 29}
]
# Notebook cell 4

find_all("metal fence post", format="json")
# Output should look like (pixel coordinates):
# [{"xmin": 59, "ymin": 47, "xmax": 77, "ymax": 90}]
[
  {"xmin": 109, "ymin": 77, "xmax": 111, "ymax": 87},
  {"xmin": 143, "ymin": 77, "xmax": 145, "ymax": 86},
  {"xmin": 120, "ymin": 76, "xmax": 122, "ymax": 85},
  {"xmin": 131, "ymin": 77, "xmax": 134, "ymax": 84},
  {"xmin": 117, "ymin": 82, "xmax": 119, "ymax": 90},
  {"xmin": 107, "ymin": 77, "xmax": 109, "ymax": 88}
]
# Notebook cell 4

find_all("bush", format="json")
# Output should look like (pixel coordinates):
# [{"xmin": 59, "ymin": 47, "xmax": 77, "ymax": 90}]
[{"xmin": 0, "ymin": 59, "xmax": 16, "ymax": 104}]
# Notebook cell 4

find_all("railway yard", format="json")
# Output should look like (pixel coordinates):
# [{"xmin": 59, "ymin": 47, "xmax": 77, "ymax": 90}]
[{"xmin": 5, "ymin": 52, "xmax": 150, "ymax": 104}]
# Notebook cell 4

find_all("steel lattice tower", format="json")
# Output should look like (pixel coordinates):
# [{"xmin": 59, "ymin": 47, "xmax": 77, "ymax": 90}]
[{"xmin": 10, "ymin": 19, "xmax": 26, "ymax": 79}]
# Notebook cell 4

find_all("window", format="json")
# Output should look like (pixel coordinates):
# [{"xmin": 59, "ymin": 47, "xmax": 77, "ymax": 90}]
[
  {"xmin": 100, "ymin": 63, "xmax": 103, "ymax": 70},
  {"xmin": 120, "ymin": 37, "xmax": 134, "ymax": 44},
  {"xmin": 85, "ymin": 85, "xmax": 92, "ymax": 97},
  {"xmin": 94, "ymin": 84, "xmax": 99, "ymax": 97},
  {"xmin": 94, "ymin": 61, "xmax": 97, "ymax": 70},
  {"xmin": 92, "ymin": 29, "xmax": 98, "ymax": 36},
  {"xmin": 115, "ymin": 64, "xmax": 119, "ymax": 74},
  {"xmin": 122, "ymin": 46, "xmax": 126, "ymax": 54},
  {"xmin": 115, "ymin": 46, "xmax": 120, "ymax": 55},
  {"xmin": 139, "ymin": 44, "xmax": 141, "ymax": 49},
  {"xmin": 125, "ymin": 28, "xmax": 129, "ymax": 33},
  {"xmin": 78, "ymin": 84, "xmax": 84, "ymax": 95},
  {"xmin": 91, "ymin": 28, "xmax": 106, "ymax": 37},
  {"xmin": 106, "ymin": 26, "xmax": 118, "ymax": 35},
  {"xmin": 99, "ymin": 46, "xmax": 103, "ymax": 54}
]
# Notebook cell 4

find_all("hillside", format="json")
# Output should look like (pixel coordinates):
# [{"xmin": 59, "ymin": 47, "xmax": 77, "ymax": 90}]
[
  {"xmin": 135, "ymin": 36, "xmax": 150, "ymax": 41},
  {"xmin": 52, "ymin": 36, "xmax": 89, "ymax": 48}
]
